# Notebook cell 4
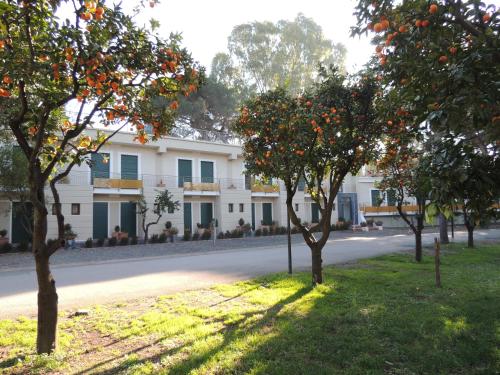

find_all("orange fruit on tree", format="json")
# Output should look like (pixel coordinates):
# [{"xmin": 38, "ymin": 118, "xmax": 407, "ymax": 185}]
[
  {"xmin": 421, "ymin": 20, "xmax": 430, "ymax": 27},
  {"xmin": 373, "ymin": 23, "xmax": 383, "ymax": 32},
  {"xmin": 375, "ymin": 45, "xmax": 383, "ymax": 53},
  {"xmin": 438, "ymin": 55, "xmax": 448, "ymax": 64},
  {"xmin": 381, "ymin": 19, "xmax": 390, "ymax": 30},
  {"xmin": 483, "ymin": 14, "xmax": 491, "ymax": 22},
  {"xmin": 449, "ymin": 46, "xmax": 457, "ymax": 55},
  {"xmin": 429, "ymin": 4, "xmax": 438, "ymax": 14},
  {"xmin": 2, "ymin": 75, "xmax": 12, "ymax": 84},
  {"xmin": 398, "ymin": 25, "xmax": 408, "ymax": 33},
  {"xmin": 415, "ymin": 19, "xmax": 422, "ymax": 27}
]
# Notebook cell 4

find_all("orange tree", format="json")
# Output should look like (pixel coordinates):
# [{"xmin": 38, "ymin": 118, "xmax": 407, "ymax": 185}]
[
  {"xmin": 352, "ymin": 0, "xmax": 499, "ymax": 147},
  {"xmin": 234, "ymin": 68, "xmax": 382, "ymax": 285},
  {"xmin": 0, "ymin": 0, "xmax": 202, "ymax": 353}
]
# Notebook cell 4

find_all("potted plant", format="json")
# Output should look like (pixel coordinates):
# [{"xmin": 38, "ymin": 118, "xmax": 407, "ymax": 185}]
[
  {"xmin": 0, "ymin": 229, "xmax": 8, "ymax": 246},
  {"xmin": 196, "ymin": 222, "xmax": 204, "ymax": 235},
  {"xmin": 238, "ymin": 218, "xmax": 245, "ymax": 227},
  {"xmin": 112, "ymin": 225, "xmax": 121, "ymax": 239},
  {"xmin": 366, "ymin": 218, "xmax": 374, "ymax": 227},
  {"xmin": 64, "ymin": 223, "xmax": 77, "ymax": 249},
  {"xmin": 360, "ymin": 221, "xmax": 369, "ymax": 232},
  {"xmin": 375, "ymin": 220, "xmax": 384, "ymax": 230}
]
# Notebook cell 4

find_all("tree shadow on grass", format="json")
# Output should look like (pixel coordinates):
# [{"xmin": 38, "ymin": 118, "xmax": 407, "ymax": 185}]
[{"xmin": 91, "ymin": 285, "xmax": 313, "ymax": 375}]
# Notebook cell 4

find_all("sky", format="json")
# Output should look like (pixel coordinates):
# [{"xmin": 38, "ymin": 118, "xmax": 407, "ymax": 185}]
[{"xmin": 133, "ymin": 0, "xmax": 374, "ymax": 74}]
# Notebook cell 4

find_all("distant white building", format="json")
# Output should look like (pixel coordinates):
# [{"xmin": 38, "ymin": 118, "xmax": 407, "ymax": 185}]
[{"xmin": 0, "ymin": 130, "xmax": 419, "ymax": 243}]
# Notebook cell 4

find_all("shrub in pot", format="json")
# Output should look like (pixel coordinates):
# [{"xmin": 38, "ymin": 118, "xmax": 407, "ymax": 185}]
[
  {"xmin": 96, "ymin": 238, "xmax": 105, "ymax": 247},
  {"xmin": 84, "ymin": 238, "xmax": 93, "ymax": 248},
  {"xmin": 192, "ymin": 232, "xmax": 200, "ymax": 241},
  {"xmin": 262, "ymin": 227, "xmax": 269, "ymax": 236},
  {"xmin": 108, "ymin": 237, "xmax": 117, "ymax": 247},
  {"xmin": 119, "ymin": 237, "xmax": 129, "ymax": 246},
  {"xmin": 366, "ymin": 219, "xmax": 374, "ymax": 227},
  {"xmin": 183, "ymin": 230, "xmax": 191, "ymax": 241},
  {"xmin": 255, "ymin": 228, "xmax": 262, "ymax": 237},
  {"xmin": 0, "ymin": 243, "xmax": 13, "ymax": 254},
  {"xmin": 0, "ymin": 229, "xmax": 8, "ymax": 246},
  {"xmin": 238, "ymin": 218, "xmax": 245, "ymax": 227},
  {"xmin": 150, "ymin": 234, "xmax": 159, "ymax": 244},
  {"xmin": 217, "ymin": 232, "xmax": 225, "ymax": 240},
  {"xmin": 201, "ymin": 230, "xmax": 211, "ymax": 240},
  {"xmin": 158, "ymin": 232, "xmax": 167, "ymax": 243},
  {"xmin": 165, "ymin": 221, "xmax": 172, "ymax": 230}
]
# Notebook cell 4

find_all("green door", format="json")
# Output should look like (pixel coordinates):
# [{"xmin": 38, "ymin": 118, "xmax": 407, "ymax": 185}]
[
  {"xmin": 200, "ymin": 161, "xmax": 214, "ymax": 183},
  {"xmin": 178, "ymin": 159, "xmax": 192, "ymax": 187},
  {"xmin": 200, "ymin": 203, "xmax": 213, "ymax": 229},
  {"xmin": 184, "ymin": 203, "xmax": 192, "ymax": 232},
  {"xmin": 387, "ymin": 189, "xmax": 396, "ymax": 206},
  {"xmin": 262, "ymin": 203, "xmax": 272, "ymax": 225},
  {"xmin": 251, "ymin": 203, "xmax": 256, "ymax": 230},
  {"xmin": 11, "ymin": 202, "xmax": 33, "ymax": 243},
  {"xmin": 93, "ymin": 202, "xmax": 108, "ymax": 239},
  {"xmin": 371, "ymin": 189, "xmax": 382, "ymax": 206},
  {"xmin": 120, "ymin": 202, "xmax": 137, "ymax": 237},
  {"xmin": 91, "ymin": 152, "xmax": 110, "ymax": 183},
  {"xmin": 121, "ymin": 155, "xmax": 138, "ymax": 180},
  {"xmin": 311, "ymin": 203, "xmax": 320, "ymax": 223}
]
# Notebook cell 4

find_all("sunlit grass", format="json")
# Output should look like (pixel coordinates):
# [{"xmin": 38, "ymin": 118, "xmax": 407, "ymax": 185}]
[{"xmin": 0, "ymin": 242, "xmax": 498, "ymax": 374}]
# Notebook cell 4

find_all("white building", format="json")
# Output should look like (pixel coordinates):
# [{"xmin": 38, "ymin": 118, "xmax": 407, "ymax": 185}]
[{"xmin": 0, "ymin": 130, "xmax": 417, "ymax": 243}]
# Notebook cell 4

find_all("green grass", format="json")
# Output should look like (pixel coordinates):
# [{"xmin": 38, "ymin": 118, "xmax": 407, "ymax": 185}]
[{"xmin": 1, "ymin": 242, "xmax": 499, "ymax": 374}]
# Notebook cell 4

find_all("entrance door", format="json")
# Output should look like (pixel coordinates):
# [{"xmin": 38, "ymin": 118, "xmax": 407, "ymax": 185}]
[
  {"xmin": 120, "ymin": 202, "xmax": 137, "ymax": 237},
  {"xmin": 251, "ymin": 203, "xmax": 256, "ymax": 230},
  {"xmin": 311, "ymin": 203, "xmax": 320, "ymax": 223},
  {"xmin": 93, "ymin": 202, "xmax": 108, "ymax": 239},
  {"xmin": 200, "ymin": 203, "xmax": 213, "ymax": 229},
  {"xmin": 184, "ymin": 203, "xmax": 192, "ymax": 232},
  {"xmin": 262, "ymin": 203, "xmax": 272, "ymax": 225},
  {"xmin": 11, "ymin": 202, "xmax": 33, "ymax": 243},
  {"xmin": 337, "ymin": 193, "xmax": 358, "ymax": 224}
]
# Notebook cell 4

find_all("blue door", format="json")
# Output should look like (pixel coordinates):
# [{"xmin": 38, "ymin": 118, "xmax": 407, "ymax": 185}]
[
  {"xmin": 93, "ymin": 202, "xmax": 108, "ymax": 239},
  {"xmin": 262, "ymin": 203, "xmax": 273, "ymax": 225},
  {"xmin": 184, "ymin": 203, "xmax": 192, "ymax": 232},
  {"xmin": 200, "ymin": 203, "xmax": 213, "ymax": 229},
  {"xmin": 311, "ymin": 203, "xmax": 320, "ymax": 223},
  {"xmin": 337, "ymin": 193, "xmax": 358, "ymax": 224},
  {"xmin": 120, "ymin": 202, "xmax": 137, "ymax": 237}
]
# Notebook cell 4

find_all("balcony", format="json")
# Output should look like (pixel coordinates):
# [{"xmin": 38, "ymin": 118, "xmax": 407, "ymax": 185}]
[
  {"xmin": 181, "ymin": 177, "xmax": 220, "ymax": 196},
  {"xmin": 251, "ymin": 182, "xmax": 280, "ymax": 197},
  {"xmin": 361, "ymin": 205, "xmax": 418, "ymax": 215},
  {"xmin": 92, "ymin": 173, "xmax": 143, "ymax": 195}
]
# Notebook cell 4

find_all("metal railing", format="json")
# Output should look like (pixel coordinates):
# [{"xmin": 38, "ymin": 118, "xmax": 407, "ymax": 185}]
[
  {"xmin": 180, "ymin": 176, "xmax": 220, "ymax": 192},
  {"xmin": 169, "ymin": 128, "xmax": 242, "ymax": 146},
  {"xmin": 91, "ymin": 172, "xmax": 143, "ymax": 189}
]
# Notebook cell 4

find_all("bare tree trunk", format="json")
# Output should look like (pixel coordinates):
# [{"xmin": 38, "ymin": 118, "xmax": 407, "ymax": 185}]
[
  {"xmin": 466, "ymin": 222, "xmax": 474, "ymax": 248},
  {"xmin": 434, "ymin": 238, "xmax": 441, "ymax": 288},
  {"xmin": 415, "ymin": 229, "xmax": 422, "ymax": 262},
  {"xmin": 311, "ymin": 247, "xmax": 323, "ymax": 285},
  {"xmin": 438, "ymin": 214, "xmax": 449, "ymax": 244},
  {"xmin": 33, "ymin": 206, "xmax": 58, "ymax": 354}
]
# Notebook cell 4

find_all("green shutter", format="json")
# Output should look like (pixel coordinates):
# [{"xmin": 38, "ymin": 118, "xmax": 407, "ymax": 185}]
[
  {"xmin": 93, "ymin": 202, "xmax": 108, "ymax": 239},
  {"xmin": 91, "ymin": 153, "xmax": 110, "ymax": 182},
  {"xmin": 11, "ymin": 202, "xmax": 33, "ymax": 243},
  {"xmin": 371, "ymin": 190, "xmax": 381, "ymax": 206},
  {"xmin": 387, "ymin": 189, "xmax": 397, "ymax": 206},
  {"xmin": 200, "ymin": 203, "xmax": 213, "ymax": 228},
  {"xmin": 120, "ymin": 202, "xmax": 136, "ymax": 237},
  {"xmin": 178, "ymin": 159, "xmax": 192, "ymax": 187},
  {"xmin": 251, "ymin": 203, "xmax": 256, "ymax": 230},
  {"xmin": 121, "ymin": 155, "xmax": 138, "ymax": 180},
  {"xmin": 262, "ymin": 203, "xmax": 272, "ymax": 225},
  {"xmin": 200, "ymin": 161, "xmax": 214, "ymax": 183},
  {"xmin": 311, "ymin": 203, "xmax": 320, "ymax": 223},
  {"xmin": 184, "ymin": 203, "xmax": 192, "ymax": 232}
]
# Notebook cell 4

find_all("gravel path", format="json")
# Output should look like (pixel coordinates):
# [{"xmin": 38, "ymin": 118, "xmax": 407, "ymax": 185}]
[{"xmin": 0, "ymin": 226, "xmax": 474, "ymax": 270}]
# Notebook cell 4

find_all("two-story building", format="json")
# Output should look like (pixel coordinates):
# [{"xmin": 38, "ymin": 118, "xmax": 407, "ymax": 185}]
[{"xmin": 0, "ymin": 129, "xmax": 420, "ymax": 243}]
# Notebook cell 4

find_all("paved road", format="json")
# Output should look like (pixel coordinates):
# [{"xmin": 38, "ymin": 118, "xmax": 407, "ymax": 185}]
[{"xmin": 0, "ymin": 229, "xmax": 498, "ymax": 318}]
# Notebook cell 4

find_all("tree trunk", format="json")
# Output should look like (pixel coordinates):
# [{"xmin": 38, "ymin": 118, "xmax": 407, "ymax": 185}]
[
  {"xmin": 466, "ymin": 223, "xmax": 474, "ymax": 248},
  {"xmin": 311, "ymin": 247, "xmax": 323, "ymax": 285},
  {"xmin": 36, "ymin": 254, "xmax": 58, "ymax": 354},
  {"xmin": 415, "ymin": 229, "xmax": 422, "ymax": 262},
  {"xmin": 438, "ymin": 214, "xmax": 449, "ymax": 244},
  {"xmin": 33, "ymin": 200, "xmax": 58, "ymax": 354}
]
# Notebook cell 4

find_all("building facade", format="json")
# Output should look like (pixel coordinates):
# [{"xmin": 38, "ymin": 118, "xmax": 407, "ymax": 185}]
[{"xmin": 0, "ymin": 130, "xmax": 420, "ymax": 243}]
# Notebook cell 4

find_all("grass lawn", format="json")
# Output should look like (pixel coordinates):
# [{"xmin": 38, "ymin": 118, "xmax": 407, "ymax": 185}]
[{"xmin": 1, "ymin": 242, "xmax": 499, "ymax": 374}]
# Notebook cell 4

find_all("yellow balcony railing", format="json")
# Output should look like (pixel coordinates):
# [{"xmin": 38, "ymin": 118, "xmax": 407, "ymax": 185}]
[
  {"xmin": 251, "ymin": 184, "xmax": 279, "ymax": 193},
  {"xmin": 362, "ymin": 205, "xmax": 418, "ymax": 213},
  {"xmin": 183, "ymin": 182, "xmax": 220, "ymax": 192},
  {"xmin": 94, "ymin": 178, "xmax": 143, "ymax": 189}
]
